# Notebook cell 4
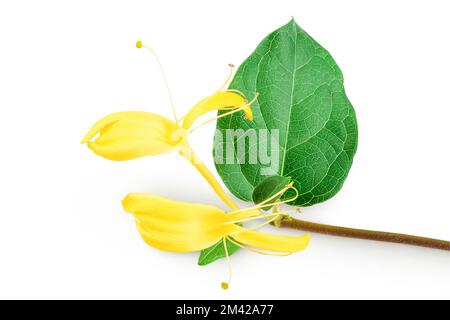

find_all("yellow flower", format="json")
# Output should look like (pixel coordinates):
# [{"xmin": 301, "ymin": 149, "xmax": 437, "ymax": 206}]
[
  {"xmin": 81, "ymin": 91, "xmax": 253, "ymax": 161},
  {"xmin": 81, "ymin": 43, "xmax": 254, "ymax": 163},
  {"xmin": 81, "ymin": 42, "xmax": 257, "ymax": 209},
  {"xmin": 82, "ymin": 41, "xmax": 309, "ymax": 290},
  {"xmin": 124, "ymin": 192, "xmax": 309, "ymax": 252},
  {"xmin": 122, "ymin": 183, "xmax": 309, "ymax": 289}
]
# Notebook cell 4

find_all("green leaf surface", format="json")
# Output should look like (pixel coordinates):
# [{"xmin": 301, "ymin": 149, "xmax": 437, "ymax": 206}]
[
  {"xmin": 214, "ymin": 19, "xmax": 358, "ymax": 206},
  {"xmin": 198, "ymin": 238, "xmax": 240, "ymax": 266},
  {"xmin": 252, "ymin": 175, "xmax": 291, "ymax": 211}
]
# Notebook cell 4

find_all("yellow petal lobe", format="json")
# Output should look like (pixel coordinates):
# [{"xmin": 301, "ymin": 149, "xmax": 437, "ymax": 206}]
[
  {"xmin": 233, "ymin": 228, "xmax": 310, "ymax": 253},
  {"xmin": 122, "ymin": 193, "xmax": 234, "ymax": 252},
  {"xmin": 82, "ymin": 111, "xmax": 186, "ymax": 161},
  {"xmin": 182, "ymin": 91, "xmax": 247, "ymax": 129}
]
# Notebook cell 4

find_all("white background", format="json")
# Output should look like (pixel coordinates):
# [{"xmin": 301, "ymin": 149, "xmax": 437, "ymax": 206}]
[{"xmin": 0, "ymin": 0, "xmax": 449, "ymax": 300}]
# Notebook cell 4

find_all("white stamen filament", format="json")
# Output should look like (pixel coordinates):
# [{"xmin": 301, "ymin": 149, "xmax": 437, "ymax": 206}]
[
  {"xmin": 221, "ymin": 237, "xmax": 232, "ymax": 290},
  {"xmin": 136, "ymin": 41, "xmax": 178, "ymax": 123}
]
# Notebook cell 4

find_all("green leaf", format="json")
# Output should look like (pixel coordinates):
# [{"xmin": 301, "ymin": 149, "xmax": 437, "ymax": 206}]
[
  {"xmin": 198, "ymin": 239, "xmax": 240, "ymax": 266},
  {"xmin": 252, "ymin": 175, "xmax": 291, "ymax": 211},
  {"xmin": 214, "ymin": 19, "xmax": 358, "ymax": 207}
]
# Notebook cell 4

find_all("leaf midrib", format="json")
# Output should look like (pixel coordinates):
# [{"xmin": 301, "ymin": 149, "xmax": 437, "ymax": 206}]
[{"xmin": 280, "ymin": 24, "xmax": 297, "ymax": 176}]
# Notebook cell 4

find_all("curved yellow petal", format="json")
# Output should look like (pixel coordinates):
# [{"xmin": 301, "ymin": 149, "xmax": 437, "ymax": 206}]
[
  {"xmin": 122, "ymin": 193, "xmax": 225, "ymax": 222},
  {"xmin": 232, "ymin": 228, "xmax": 310, "ymax": 253},
  {"xmin": 122, "ymin": 193, "xmax": 234, "ymax": 252},
  {"xmin": 82, "ymin": 111, "xmax": 186, "ymax": 161},
  {"xmin": 135, "ymin": 221, "xmax": 235, "ymax": 253},
  {"xmin": 182, "ymin": 91, "xmax": 247, "ymax": 129}
]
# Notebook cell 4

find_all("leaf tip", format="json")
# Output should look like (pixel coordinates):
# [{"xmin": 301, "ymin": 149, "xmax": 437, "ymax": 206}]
[
  {"xmin": 197, "ymin": 253, "xmax": 207, "ymax": 266},
  {"xmin": 287, "ymin": 17, "xmax": 299, "ymax": 30},
  {"xmin": 197, "ymin": 260, "xmax": 206, "ymax": 266}
]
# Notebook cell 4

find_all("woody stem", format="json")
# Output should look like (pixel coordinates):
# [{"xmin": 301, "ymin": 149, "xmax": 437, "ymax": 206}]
[{"xmin": 279, "ymin": 218, "xmax": 450, "ymax": 251}]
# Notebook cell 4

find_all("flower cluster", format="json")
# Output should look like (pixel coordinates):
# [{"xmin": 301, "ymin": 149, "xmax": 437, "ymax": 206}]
[{"xmin": 82, "ymin": 42, "xmax": 310, "ymax": 289}]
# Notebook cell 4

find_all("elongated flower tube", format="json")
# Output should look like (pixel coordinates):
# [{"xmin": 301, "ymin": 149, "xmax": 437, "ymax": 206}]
[
  {"xmin": 82, "ymin": 42, "xmax": 257, "ymax": 209},
  {"xmin": 122, "ymin": 183, "xmax": 309, "ymax": 289}
]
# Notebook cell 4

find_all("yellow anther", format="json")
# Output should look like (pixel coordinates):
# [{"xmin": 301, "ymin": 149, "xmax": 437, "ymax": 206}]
[
  {"xmin": 136, "ymin": 40, "xmax": 143, "ymax": 49},
  {"xmin": 222, "ymin": 238, "xmax": 232, "ymax": 290}
]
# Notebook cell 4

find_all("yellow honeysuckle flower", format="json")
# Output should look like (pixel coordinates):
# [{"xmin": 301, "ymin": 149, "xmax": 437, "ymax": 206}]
[
  {"xmin": 81, "ymin": 89, "xmax": 253, "ymax": 161},
  {"xmin": 82, "ymin": 41, "xmax": 257, "ymax": 210},
  {"xmin": 122, "ymin": 183, "xmax": 310, "ymax": 289},
  {"xmin": 123, "ymin": 192, "xmax": 310, "ymax": 252}
]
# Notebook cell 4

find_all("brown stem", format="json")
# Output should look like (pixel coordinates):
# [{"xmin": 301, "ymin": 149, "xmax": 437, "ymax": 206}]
[{"xmin": 279, "ymin": 218, "xmax": 450, "ymax": 251}]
